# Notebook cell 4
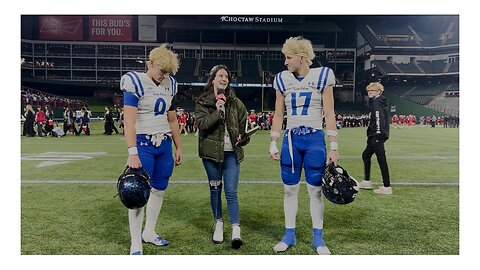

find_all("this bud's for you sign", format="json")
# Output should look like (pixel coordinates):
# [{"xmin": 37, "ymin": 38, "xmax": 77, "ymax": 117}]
[{"xmin": 89, "ymin": 15, "xmax": 132, "ymax": 41}]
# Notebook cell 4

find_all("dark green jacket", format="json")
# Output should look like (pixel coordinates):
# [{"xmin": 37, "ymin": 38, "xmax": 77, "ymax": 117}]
[{"xmin": 195, "ymin": 89, "xmax": 250, "ymax": 162}]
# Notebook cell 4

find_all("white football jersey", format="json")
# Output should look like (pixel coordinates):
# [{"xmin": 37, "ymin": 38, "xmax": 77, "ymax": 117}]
[
  {"xmin": 273, "ymin": 67, "xmax": 335, "ymax": 129},
  {"xmin": 120, "ymin": 71, "xmax": 177, "ymax": 134}
]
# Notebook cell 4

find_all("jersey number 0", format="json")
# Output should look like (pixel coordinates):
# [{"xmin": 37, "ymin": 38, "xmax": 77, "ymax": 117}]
[{"xmin": 154, "ymin": 97, "xmax": 167, "ymax": 116}]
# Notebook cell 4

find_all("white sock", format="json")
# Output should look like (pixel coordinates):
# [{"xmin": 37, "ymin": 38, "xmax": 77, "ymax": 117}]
[
  {"xmin": 307, "ymin": 183, "xmax": 324, "ymax": 229},
  {"xmin": 128, "ymin": 207, "xmax": 144, "ymax": 252},
  {"xmin": 284, "ymin": 183, "xmax": 300, "ymax": 228},
  {"xmin": 142, "ymin": 188, "xmax": 164, "ymax": 239}
]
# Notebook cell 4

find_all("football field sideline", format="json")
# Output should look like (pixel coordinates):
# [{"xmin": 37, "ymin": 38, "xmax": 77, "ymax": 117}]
[{"xmin": 21, "ymin": 179, "xmax": 459, "ymax": 186}]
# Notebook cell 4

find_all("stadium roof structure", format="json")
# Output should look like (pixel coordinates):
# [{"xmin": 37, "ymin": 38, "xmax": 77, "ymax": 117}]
[{"xmin": 160, "ymin": 15, "xmax": 342, "ymax": 33}]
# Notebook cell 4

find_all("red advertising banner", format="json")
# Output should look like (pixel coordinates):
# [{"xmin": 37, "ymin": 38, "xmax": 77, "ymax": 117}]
[
  {"xmin": 39, "ymin": 16, "xmax": 83, "ymax": 41},
  {"xmin": 89, "ymin": 16, "xmax": 132, "ymax": 42}
]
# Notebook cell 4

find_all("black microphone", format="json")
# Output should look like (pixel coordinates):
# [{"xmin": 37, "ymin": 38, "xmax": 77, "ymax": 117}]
[{"xmin": 216, "ymin": 89, "xmax": 226, "ymax": 120}]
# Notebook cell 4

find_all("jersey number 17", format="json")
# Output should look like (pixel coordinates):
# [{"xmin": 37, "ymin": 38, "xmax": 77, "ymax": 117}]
[{"xmin": 291, "ymin": 92, "xmax": 312, "ymax": 116}]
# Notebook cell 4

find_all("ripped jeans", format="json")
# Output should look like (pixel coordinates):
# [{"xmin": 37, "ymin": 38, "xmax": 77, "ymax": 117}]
[{"xmin": 202, "ymin": 151, "xmax": 240, "ymax": 224}]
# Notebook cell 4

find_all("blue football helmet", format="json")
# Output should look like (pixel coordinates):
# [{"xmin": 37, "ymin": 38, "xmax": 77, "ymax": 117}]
[
  {"xmin": 321, "ymin": 163, "xmax": 359, "ymax": 204},
  {"xmin": 117, "ymin": 167, "xmax": 151, "ymax": 209}
]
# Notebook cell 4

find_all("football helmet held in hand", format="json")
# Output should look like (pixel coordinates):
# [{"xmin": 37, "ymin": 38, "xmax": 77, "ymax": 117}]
[
  {"xmin": 117, "ymin": 167, "xmax": 151, "ymax": 209},
  {"xmin": 321, "ymin": 163, "xmax": 359, "ymax": 204}
]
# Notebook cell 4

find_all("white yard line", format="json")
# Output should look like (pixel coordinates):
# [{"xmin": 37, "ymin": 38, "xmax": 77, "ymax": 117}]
[
  {"xmin": 21, "ymin": 153, "xmax": 458, "ymax": 159},
  {"xmin": 21, "ymin": 179, "xmax": 459, "ymax": 186}
]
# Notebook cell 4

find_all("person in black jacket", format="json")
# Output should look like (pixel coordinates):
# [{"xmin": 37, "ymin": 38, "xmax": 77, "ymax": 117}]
[
  {"xmin": 358, "ymin": 82, "xmax": 392, "ymax": 195},
  {"xmin": 23, "ymin": 104, "xmax": 36, "ymax": 137},
  {"xmin": 78, "ymin": 107, "xmax": 90, "ymax": 135},
  {"xmin": 63, "ymin": 106, "xmax": 78, "ymax": 135},
  {"xmin": 103, "ymin": 106, "xmax": 119, "ymax": 135}
]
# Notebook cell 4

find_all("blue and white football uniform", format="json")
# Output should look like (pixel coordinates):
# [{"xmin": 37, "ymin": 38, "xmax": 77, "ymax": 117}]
[
  {"xmin": 273, "ymin": 67, "xmax": 336, "ymax": 186},
  {"xmin": 121, "ymin": 71, "xmax": 178, "ymax": 190}
]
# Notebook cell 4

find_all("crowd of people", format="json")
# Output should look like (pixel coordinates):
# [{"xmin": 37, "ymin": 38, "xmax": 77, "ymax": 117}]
[
  {"xmin": 392, "ymin": 114, "xmax": 460, "ymax": 128},
  {"xmin": 21, "ymin": 99, "xmax": 458, "ymax": 139},
  {"xmin": 21, "ymin": 87, "xmax": 86, "ymax": 109},
  {"xmin": 21, "ymin": 104, "xmax": 99, "ymax": 137}
]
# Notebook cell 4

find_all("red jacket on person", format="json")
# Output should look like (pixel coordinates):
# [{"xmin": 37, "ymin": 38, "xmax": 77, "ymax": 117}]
[{"xmin": 35, "ymin": 109, "xmax": 46, "ymax": 124}]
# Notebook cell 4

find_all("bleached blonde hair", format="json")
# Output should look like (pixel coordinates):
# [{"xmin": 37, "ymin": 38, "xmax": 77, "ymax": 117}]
[
  {"xmin": 366, "ymin": 82, "xmax": 384, "ymax": 93},
  {"xmin": 148, "ymin": 44, "xmax": 180, "ymax": 75},
  {"xmin": 281, "ymin": 36, "xmax": 315, "ymax": 66}
]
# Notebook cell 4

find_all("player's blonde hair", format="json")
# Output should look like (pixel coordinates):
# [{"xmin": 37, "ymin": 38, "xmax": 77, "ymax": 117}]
[
  {"xmin": 366, "ymin": 82, "xmax": 384, "ymax": 93},
  {"xmin": 281, "ymin": 36, "xmax": 315, "ymax": 66},
  {"xmin": 148, "ymin": 44, "xmax": 180, "ymax": 75}
]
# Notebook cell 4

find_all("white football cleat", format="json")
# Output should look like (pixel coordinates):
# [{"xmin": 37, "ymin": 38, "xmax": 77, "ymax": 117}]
[{"xmin": 142, "ymin": 234, "xmax": 169, "ymax": 246}]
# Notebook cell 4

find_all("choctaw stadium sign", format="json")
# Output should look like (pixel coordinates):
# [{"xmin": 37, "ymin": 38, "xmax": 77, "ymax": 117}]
[{"xmin": 220, "ymin": 16, "xmax": 284, "ymax": 23}]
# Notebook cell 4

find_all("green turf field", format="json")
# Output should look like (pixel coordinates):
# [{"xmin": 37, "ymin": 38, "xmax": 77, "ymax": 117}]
[{"xmin": 20, "ymin": 122, "xmax": 459, "ymax": 255}]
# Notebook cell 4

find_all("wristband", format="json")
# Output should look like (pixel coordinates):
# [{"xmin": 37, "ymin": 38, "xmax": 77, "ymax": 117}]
[
  {"xmin": 270, "ymin": 131, "xmax": 281, "ymax": 140},
  {"xmin": 330, "ymin": 142, "xmax": 338, "ymax": 151},
  {"xmin": 326, "ymin": 130, "xmax": 338, "ymax": 137},
  {"xmin": 269, "ymin": 140, "xmax": 279, "ymax": 155},
  {"xmin": 128, "ymin": 146, "xmax": 138, "ymax": 156}
]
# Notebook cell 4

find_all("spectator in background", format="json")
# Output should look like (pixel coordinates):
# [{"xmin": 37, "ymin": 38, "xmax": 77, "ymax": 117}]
[
  {"xmin": 23, "ymin": 104, "xmax": 36, "ymax": 137},
  {"xmin": 103, "ymin": 106, "xmax": 119, "ymax": 135},
  {"xmin": 78, "ymin": 107, "xmax": 90, "ymax": 135},
  {"xmin": 63, "ymin": 106, "xmax": 78, "ymax": 135},
  {"xmin": 118, "ymin": 107, "xmax": 125, "ymax": 135},
  {"xmin": 431, "ymin": 115, "xmax": 437, "ymax": 128},
  {"xmin": 249, "ymin": 110, "xmax": 257, "ymax": 129},
  {"xmin": 35, "ymin": 106, "xmax": 46, "ymax": 137},
  {"xmin": 178, "ymin": 109, "xmax": 188, "ymax": 136},
  {"xmin": 358, "ymin": 82, "xmax": 392, "ymax": 195},
  {"xmin": 62, "ymin": 106, "xmax": 69, "ymax": 134},
  {"xmin": 44, "ymin": 105, "xmax": 54, "ymax": 136},
  {"xmin": 186, "ymin": 112, "xmax": 196, "ymax": 134}
]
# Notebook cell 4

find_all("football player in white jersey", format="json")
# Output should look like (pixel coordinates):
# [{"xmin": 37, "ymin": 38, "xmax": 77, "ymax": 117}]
[
  {"xmin": 121, "ymin": 44, "xmax": 183, "ymax": 255},
  {"xmin": 269, "ymin": 37, "xmax": 339, "ymax": 255}
]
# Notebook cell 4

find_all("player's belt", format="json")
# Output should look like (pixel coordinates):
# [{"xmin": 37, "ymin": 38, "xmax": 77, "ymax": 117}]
[
  {"xmin": 288, "ymin": 126, "xmax": 318, "ymax": 135},
  {"xmin": 144, "ymin": 132, "xmax": 172, "ymax": 140}
]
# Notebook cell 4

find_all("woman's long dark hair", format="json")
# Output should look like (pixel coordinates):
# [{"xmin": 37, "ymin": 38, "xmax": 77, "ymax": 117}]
[{"xmin": 197, "ymin": 64, "xmax": 234, "ymax": 100}]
